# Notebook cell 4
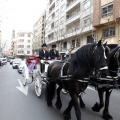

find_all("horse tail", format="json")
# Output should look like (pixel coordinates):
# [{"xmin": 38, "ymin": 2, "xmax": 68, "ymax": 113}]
[{"xmin": 46, "ymin": 82, "xmax": 56, "ymax": 106}]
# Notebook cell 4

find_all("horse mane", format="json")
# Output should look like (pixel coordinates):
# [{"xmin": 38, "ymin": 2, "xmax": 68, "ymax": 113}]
[{"xmin": 69, "ymin": 43, "xmax": 98, "ymax": 78}]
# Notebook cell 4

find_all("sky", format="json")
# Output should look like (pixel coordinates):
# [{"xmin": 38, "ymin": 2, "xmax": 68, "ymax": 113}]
[{"xmin": 0, "ymin": 0, "xmax": 47, "ymax": 43}]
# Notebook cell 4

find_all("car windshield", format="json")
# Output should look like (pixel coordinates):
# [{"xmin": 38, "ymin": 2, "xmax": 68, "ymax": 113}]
[
  {"xmin": 3, "ymin": 59, "xmax": 7, "ymax": 61},
  {"xmin": 20, "ymin": 61, "xmax": 25, "ymax": 65}
]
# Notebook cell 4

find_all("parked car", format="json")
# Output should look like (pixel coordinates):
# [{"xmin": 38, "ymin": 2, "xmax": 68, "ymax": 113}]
[
  {"xmin": 17, "ymin": 60, "xmax": 26, "ymax": 73},
  {"xmin": 0, "ymin": 58, "xmax": 7, "ymax": 65},
  {"xmin": 10, "ymin": 58, "xmax": 14, "ymax": 65},
  {"xmin": 12, "ymin": 59, "xmax": 22, "ymax": 69}
]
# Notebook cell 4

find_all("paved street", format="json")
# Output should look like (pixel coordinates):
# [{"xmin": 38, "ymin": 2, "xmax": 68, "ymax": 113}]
[{"xmin": 0, "ymin": 63, "xmax": 120, "ymax": 120}]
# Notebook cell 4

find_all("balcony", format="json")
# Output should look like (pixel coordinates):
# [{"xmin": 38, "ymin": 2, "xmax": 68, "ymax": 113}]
[
  {"xmin": 66, "ymin": 12, "xmax": 80, "ymax": 25},
  {"xmin": 49, "ymin": 3, "xmax": 55, "ymax": 14},
  {"xmin": 66, "ymin": 0, "xmax": 80, "ymax": 12},
  {"xmin": 49, "ymin": 0, "xmax": 54, "ymax": 5},
  {"xmin": 66, "ymin": 25, "xmax": 80, "ymax": 34}
]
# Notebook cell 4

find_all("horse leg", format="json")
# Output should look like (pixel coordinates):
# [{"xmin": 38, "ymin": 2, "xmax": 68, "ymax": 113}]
[
  {"xmin": 46, "ymin": 82, "xmax": 56, "ymax": 107},
  {"xmin": 63, "ymin": 100, "xmax": 73, "ymax": 120},
  {"xmin": 92, "ymin": 88, "xmax": 104, "ymax": 112},
  {"xmin": 55, "ymin": 85, "xmax": 62, "ymax": 110},
  {"xmin": 103, "ymin": 89, "xmax": 113, "ymax": 120},
  {"xmin": 70, "ymin": 94, "xmax": 81, "ymax": 120},
  {"xmin": 79, "ymin": 95, "xmax": 85, "ymax": 108}
]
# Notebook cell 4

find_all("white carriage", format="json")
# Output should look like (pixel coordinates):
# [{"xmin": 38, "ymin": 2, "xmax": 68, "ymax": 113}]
[{"xmin": 22, "ymin": 59, "xmax": 60, "ymax": 97}]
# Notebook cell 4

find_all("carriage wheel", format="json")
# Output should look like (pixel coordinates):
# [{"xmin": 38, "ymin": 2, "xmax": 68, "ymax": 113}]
[
  {"xmin": 35, "ymin": 75, "xmax": 43, "ymax": 97},
  {"xmin": 22, "ymin": 76, "xmax": 27, "ymax": 86}
]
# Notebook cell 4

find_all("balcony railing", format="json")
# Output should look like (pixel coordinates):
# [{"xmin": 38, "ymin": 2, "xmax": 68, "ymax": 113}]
[
  {"xmin": 66, "ymin": 26, "xmax": 80, "ymax": 34},
  {"xmin": 67, "ymin": 0, "xmax": 77, "ymax": 8},
  {"xmin": 66, "ymin": 11, "xmax": 80, "ymax": 20}
]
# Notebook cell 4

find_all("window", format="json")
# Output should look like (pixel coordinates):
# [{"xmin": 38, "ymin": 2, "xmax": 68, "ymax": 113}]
[
  {"xmin": 28, "ymin": 34, "xmax": 31, "ymax": 37},
  {"xmin": 61, "ymin": 4, "xmax": 65, "ymax": 13},
  {"xmin": 27, "ymin": 45, "xmax": 30, "ymax": 48},
  {"xmin": 52, "ymin": 13, "xmax": 55, "ymax": 19},
  {"xmin": 56, "ymin": 0, "xmax": 59, "ymax": 6},
  {"xmin": 18, "ymin": 45, "xmax": 24, "ymax": 48},
  {"xmin": 72, "ymin": 40, "xmax": 75, "ymax": 48},
  {"xmin": 18, "ymin": 50, "xmax": 24, "ymax": 54},
  {"xmin": 27, "ymin": 51, "xmax": 30, "ymax": 54},
  {"xmin": 56, "ymin": 10, "xmax": 59, "ymax": 16},
  {"xmin": 55, "ymin": 31, "xmax": 58, "ymax": 38},
  {"xmin": 102, "ymin": 4, "xmax": 113, "ymax": 17},
  {"xmin": 55, "ymin": 20, "xmax": 58, "ymax": 27},
  {"xmin": 19, "ymin": 34, "xmax": 24, "ymax": 37},
  {"xmin": 84, "ymin": 0, "xmax": 90, "ymax": 10},
  {"xmin": 102, "ymin": 27, "xmax": 115, "ymax": 38},
  {"xmin": 76, "ymin": 39, "xmax": 80, "ymax": 47},
  {"xmin": 87, "ymin": 35, "xmax": 94, "ymax": 43},
  {"xmin": 60, "ymin": 28, "xmax": 64, "ymax": 36},
  {"xmin": 51, "ymin": 22, "xmax": 54, "ymax": 29},
  {"xmin": 63, "ymin": 42, "xmax": 67, "ymax": 49},
  {"xmin": 19, "ymin": 39, "xmax": 24, "ymax": 42},
  {"xmin": 28, "ymin": 40, "xmax": 30, "ymax": 43},
  {"xmin": 60, "ymin": 16, "xmax": 64, "ymax": 25},
  {"xmin": 84, "ymin": 18, "xmax": 91, "ymax": 27}
]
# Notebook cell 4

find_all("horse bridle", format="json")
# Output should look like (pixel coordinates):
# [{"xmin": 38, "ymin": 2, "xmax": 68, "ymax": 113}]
[{"xmin": 114, "ymin": 48, "xmax": 120, "ymax": 67}]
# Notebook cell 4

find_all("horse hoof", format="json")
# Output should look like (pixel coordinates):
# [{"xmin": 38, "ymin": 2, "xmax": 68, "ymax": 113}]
[
  {"xmin": 92, "ymin": 102, "xmax": 100, "ymax": 112},
  {"xmin": 63, "ymin": 111, "xmax": 71, "ymax": 120},
  {"xmin": 80, "ymin": 103, "xmax": 85, "ymax": 108},
  {"xmin": 55, "ymin": 102, "xmax": 62, "ymax": 110},
  {"xmin": 47, "ymin": 102, "xmax": 53, "ymax": 107},
  {"xmin": 103, "ymin": 114, "xmax": 113, "ymax": 120}
]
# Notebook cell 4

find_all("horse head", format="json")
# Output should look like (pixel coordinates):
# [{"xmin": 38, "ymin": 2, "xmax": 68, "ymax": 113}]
[
  {"xmin": 69, "ymin": 40, "xmax": 109, "ymax": 78},
  {"xmin": 108, "ymin": 46, "xmax": 120, "ymax": 77},
  {"xmin": 92, "ymin": 40, "xmax": 109, "ymax": 77}
]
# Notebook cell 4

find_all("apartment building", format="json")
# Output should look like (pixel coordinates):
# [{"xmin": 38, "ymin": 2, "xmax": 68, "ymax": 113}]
[
  {"xmin": 16, "ymin": 31, "xmax": 33, "ymax": 56},
  {"xmin": 93, "ymin": 0, "xmax": 120, "ymax": 44},
  {"xmin": 11, "ymin": 30, "xmax": 16, "ymax": 56},
  {"xmin": 0, "ymin": 18, "xmax": 2, "ymax": 53},
  {"xmin": 0, "ymin": 31, "xmax": 1, "ymax": 50},
  {"xmin": 45, "ymin": 0, "xmax": 94, "ymax": 59},
  {"xmin": 33, "ymin": 11, "xmax": 46, "ymax": 55}
]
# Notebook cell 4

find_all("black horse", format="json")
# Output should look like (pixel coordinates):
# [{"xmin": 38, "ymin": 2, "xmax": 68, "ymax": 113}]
[
  {"xmin": 46, "ymin": 40, "xmax": 108, "ymax": 120},
  {"xmin": 79, "ymin": 45, "xmax": 120, "ymax": 120}
]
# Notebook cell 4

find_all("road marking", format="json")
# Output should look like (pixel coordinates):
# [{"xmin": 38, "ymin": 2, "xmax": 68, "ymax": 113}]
[
  {"xmin": 16, "ymin": 79, "xmax": 28, "ymax": 96},
  {"xmin": 87, "ymin": 86, "xmax": 95, "ymax": 91}
]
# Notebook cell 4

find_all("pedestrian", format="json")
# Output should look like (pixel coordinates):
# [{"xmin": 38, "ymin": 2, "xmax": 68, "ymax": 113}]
[{"xmin": 49, "ymin": 44, "xmax": 60, "ymax": 60}]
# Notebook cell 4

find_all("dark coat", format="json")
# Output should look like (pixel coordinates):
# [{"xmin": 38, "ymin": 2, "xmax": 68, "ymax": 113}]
[
  {"xmin": 49, "ymin": 49, "xmax": 59, "ymax": 59},
  {"xmin": 39, "ymin": 49, "xmax": 49, "ymax": 59}
]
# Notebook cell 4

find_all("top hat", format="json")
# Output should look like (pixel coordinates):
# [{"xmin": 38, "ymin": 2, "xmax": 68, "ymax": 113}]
[
  {"xmin": 52, "ymin": 44, "xmax": 57, "ymax": 48},
  {"xmin": 42, "ymin": 43, "xmax": 47, "ymax": 47}
]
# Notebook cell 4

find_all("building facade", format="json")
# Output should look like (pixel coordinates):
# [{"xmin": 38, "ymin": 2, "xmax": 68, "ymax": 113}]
[
  {"xmin": 0, "ymin": 18, "xmax": 2, "ymax": 55},
  {"xmin": 93, "ymin": 0, "xmax": 120, "ymax": 44},
  {"xmin": 16, "ymin": 31, "xmax": 33, "ymax": 56},
  {"xmin": 45, "ymin": 0, "xmax": 94, "ymax": 59},
  {"xmin": 33, "ymin": 11, "xmax": 46, "ymax": 55}
]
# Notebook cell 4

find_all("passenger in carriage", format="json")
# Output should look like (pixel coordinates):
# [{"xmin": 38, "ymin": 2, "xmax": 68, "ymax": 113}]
[
  {"xmin": 39, "ymin": 43, "xmax": 49, "ymax": 60},
  {"xmin": 49, "ymin": 44, "xmax": 60, "ymax": 60},
  {"xmin": 39, "ymin": 43, "xmax": 50, "ymax": 73}
]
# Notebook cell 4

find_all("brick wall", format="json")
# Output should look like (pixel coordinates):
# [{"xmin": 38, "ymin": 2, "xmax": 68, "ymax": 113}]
[
  {"xmin": 113, "ymin": 0, "xmax": 120, "ymax": 20},
  {"xmin": 93, "ymin": 0, "xmax": 101, "ymax": 26}
]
